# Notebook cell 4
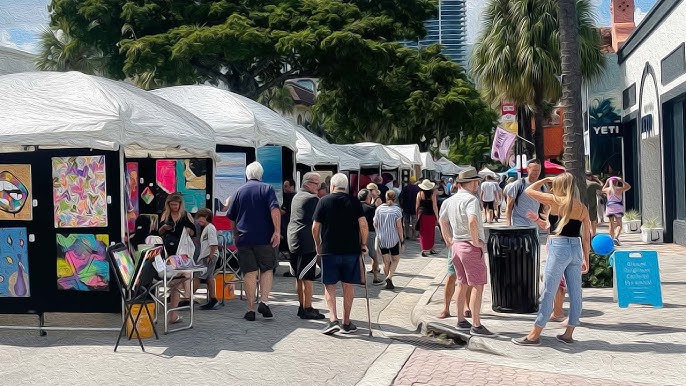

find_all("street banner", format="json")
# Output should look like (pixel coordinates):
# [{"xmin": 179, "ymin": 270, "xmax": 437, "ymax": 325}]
[{"xmin": 491, "ymin": 126, "xmax": 516, "ymax": 165}]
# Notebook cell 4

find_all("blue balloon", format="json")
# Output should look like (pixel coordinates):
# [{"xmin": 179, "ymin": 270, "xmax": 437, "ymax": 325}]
[{"xmin": 592, "ymin": 234, "xmax": 615, "ymax": 255}]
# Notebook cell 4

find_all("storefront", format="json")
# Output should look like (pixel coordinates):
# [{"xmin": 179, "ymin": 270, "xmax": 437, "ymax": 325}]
[{"xmin": 618, "ymin": 0, "xmax": 686, "ymax": 244}]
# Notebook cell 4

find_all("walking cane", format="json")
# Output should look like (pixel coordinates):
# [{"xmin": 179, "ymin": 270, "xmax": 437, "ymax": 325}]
[{"xmin": 360, "ymin": 252, "xmax": 373, "ymax": 337}]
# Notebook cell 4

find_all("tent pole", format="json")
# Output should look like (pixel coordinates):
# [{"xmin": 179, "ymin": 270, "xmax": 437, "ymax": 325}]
[{"xmin": 119, "ymin": 147, "xmax": 127, "ymax": 246}]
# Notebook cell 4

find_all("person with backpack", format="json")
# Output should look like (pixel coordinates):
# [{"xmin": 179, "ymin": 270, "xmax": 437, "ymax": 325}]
[{"xmin": 505, "ymin": 160, "xmax": 546, "ymax": 228}]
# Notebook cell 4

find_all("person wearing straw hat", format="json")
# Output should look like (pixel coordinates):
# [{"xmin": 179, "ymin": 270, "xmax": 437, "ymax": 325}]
[
  {"xmin": 438, "ymin": 168, "xmax": 494, "ymax": 336},
  {"xmin": 366, "ymin": 183, "xmax": 383, "ymax": 207},
  {"xmin": 415, "ymin": 179, "xmax": 439, "ymax": 257}
]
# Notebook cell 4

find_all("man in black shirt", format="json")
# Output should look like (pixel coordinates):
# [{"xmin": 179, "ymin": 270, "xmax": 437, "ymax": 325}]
[
  {"xmin": 287, "ymin": 173, "xmax": 325, "ymax": 320},
  {"xmin": 313, "ymin": 173, "xmax": 368, "ymax": 335}
]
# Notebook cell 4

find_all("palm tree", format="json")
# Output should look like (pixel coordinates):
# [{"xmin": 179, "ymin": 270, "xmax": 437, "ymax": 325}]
[
  {"xmin": 36, "ymin": 22, "xmax": 106, "ymax": 75},
  {"xmin": 257, "ymin": 85, "xmax": 295, "ymax": 115},
  {"xmin": 471, "ymin": 0, "xmax": 604, "ymax": 175}
]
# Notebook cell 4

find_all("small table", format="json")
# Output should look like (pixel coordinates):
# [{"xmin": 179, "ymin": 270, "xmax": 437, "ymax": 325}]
[{"xmin": 161, "ymin": 266, "xmax": 206, "ymax": 334}]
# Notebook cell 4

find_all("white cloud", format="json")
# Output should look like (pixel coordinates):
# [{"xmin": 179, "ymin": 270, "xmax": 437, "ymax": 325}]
[
  {"xmin": 465, "ymin": 0, "xmax": 488, "ymax": 44},
  {"xmin": 0, "ymin": 0, "xmax": 49, "ymax": 53},
  {"xmin": 634, "ymin": 7, "xmax": 648, "ymax": 25}
]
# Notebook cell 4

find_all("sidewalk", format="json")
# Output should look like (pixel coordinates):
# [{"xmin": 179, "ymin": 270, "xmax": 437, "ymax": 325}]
[{"xmin": 410, "ymin": 224, "xmax": 686, "ymax": 386}]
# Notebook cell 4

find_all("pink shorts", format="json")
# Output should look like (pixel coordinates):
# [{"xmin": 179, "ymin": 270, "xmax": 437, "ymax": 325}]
[{"xmin": 451, "ymin": 242, "xmax": 487, "ymax": 286}]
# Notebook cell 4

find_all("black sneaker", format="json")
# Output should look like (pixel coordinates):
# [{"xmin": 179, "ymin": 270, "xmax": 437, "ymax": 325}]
[
  {"xmin": 456, "ymin": 320, "xmax": 473, "ymax": 331},
  {"xmin": 297, "ymin": 305, "xmax": 304, "ymax": 317},
  {"xmin": 322, "ymin": 320, "xmax": 340, "ymax": 335},
  {"xmin": 421, "ymin": 251, "xmax": 429, "ymax": 257},
  {"xmin": 257, "ymin": 302, "xmax": 273, "ymax": 318},
  {"xmin": 301, "ymin": 308, "xmax": 326, "ymax": 320},
  {"xmin": 341, "ymin": 322, "xmax": 357, "ymax": 334},
  {"xmin": 470, "ymin": 325, "xmax": 494, "ymax": 337},
  {"xmin": 244, "ymin": 311, "xmax": 256, "ymax": 321},
  {"xmin": 385, "ymin": 278, "xmax": 395, "ymax": 290},
  {"xmin": 512, "ymin": 336, "xmax": 540, "ymax": 346},
  {"xmin": 373, "ymin": 278, "xmax": 384, "ymax": 285},
  {"xmin": 178, "ymin": 300, "xmax": 191, "ymax": 308},
  {"xmin": 200, "ymin": 298, "xmax": 218, "ymax": 310}
]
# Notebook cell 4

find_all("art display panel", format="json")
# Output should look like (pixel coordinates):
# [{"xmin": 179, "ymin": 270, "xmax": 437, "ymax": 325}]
[
  {"xmin": 215, "ymin": 153, "xmax": 246, "ymax": 215},
  {"xmin": 56, "ymin": 234, "xmax": 110, "ymax": 291},
  {"xmin": 0, "ymin": 164, "xmax": 32, "ymax": 221},
  {"xmin": 52, "ymin": 156, "xmax": 108, "ymax": 228},
  {"xmin": 0, "ymin": 227, "xmax": 30, "ymax": 297},
  {"xmin": 256, "ymin": 146, "xmax": 283, "ymax": 204},
  {"xmin": 125, "ymin": 162, "xmax": 139, "ymax": 233}
]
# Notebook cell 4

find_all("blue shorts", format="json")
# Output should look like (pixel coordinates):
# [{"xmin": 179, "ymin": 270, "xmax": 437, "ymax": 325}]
[{"xmin": 321, "ymin": 254, "xmax": 362, "ymax": 285}]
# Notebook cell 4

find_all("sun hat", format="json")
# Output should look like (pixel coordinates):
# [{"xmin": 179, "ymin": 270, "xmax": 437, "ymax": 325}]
[
  {"xmin": 366, "ymin": 183, "xmax": 380, "ymax": 192},
  {"xmin": 418, "ymin": 179, "xmax": 436, "ymax": 190},
  {"xmin": 456, "ymin": 168, "xmax": 483, "ymax": 183}
]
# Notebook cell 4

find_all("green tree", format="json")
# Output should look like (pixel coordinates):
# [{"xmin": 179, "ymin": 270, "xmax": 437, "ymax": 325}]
[
  {"xmin": 47, "ymin": 0, "xmax": 436, "ymax": 96},
  {"xmin": 470, "ymin": 0, "xmax": 604, "ymax": 173},
  {"xmin": 35, "ymin": 22, "xmax": 106, "ymax": 74},
  {"xmin": 258, "ymin": 85, "xmax": 295, "ymax": 116},
  {"xmin": 448, "ymin": 132, "xmax": 493, "ymax": 167}
]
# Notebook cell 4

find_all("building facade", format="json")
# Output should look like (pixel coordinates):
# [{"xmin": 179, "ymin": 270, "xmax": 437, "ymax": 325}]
[
  {"xmin": 404, "ymin": 0, "xmax": 467, "ymax": 65},
  {"xmin": 618, "ymin": 0, "xmax": 686, "ymax": 244}
]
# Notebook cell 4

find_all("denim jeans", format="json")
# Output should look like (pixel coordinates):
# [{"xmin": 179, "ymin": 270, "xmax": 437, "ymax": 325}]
[{"xmin": 535, "ymin": 237, "xmax": 583, "ymax": 328}]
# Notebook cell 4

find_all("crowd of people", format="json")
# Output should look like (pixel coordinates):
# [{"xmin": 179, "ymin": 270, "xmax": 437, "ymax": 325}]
[{"xmin": 128, "ymin": 158, "xmax": 631, "ymax": 341}]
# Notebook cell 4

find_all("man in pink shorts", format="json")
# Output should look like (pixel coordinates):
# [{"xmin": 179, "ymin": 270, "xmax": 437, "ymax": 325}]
[{"xmin": 438, "ymin": 168, "xmax": 493, "ymax": 337}]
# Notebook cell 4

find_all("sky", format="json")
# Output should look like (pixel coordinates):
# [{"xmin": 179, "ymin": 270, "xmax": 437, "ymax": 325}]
[{"xmin": 0, "ymin": 0, "xmax": 660, "ymax": 53}]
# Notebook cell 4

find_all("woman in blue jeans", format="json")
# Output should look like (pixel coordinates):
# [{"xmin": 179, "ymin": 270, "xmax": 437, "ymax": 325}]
[{"xmin": 513, "ymin": 173, "xmax": 591, "ymax": 346}]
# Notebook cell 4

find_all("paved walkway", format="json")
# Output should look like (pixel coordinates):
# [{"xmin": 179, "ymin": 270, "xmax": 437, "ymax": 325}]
[{"xmin": 409, "ymin": 223, "xmax": 686, "ymax": 386}]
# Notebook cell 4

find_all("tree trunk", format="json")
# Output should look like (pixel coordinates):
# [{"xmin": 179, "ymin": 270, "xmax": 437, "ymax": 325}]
[
  {"xmin": 533, "ymin": 90, "xmax": 546, "ymax": 178},
  {"xmin": 559, "ymin": 0, "xmax": 586, "ymax": 195}
]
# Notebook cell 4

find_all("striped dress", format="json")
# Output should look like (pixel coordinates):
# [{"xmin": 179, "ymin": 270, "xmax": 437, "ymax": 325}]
[{"xmin": 373, "ymin": 204, "xmax": 403, "ymax": 249}]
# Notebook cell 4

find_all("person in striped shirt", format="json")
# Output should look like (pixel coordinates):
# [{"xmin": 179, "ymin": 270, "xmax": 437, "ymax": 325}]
[{"xmin": 373, "ymin": 190, "xmax": 404, "ymax": 290}]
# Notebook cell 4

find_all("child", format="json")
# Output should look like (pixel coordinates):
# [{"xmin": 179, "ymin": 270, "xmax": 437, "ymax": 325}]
[{"xmin": 195, "ymin": 208, "xmax": 220, "ymax": 310}]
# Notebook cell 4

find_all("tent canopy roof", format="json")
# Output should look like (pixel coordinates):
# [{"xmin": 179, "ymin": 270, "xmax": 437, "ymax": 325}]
[
  {"xmin": 478, "ymin": 167, "xmax": 498, "ymax": 178},
  {"xmin": 0, "ymin": 72, "xmax": 216, "ymax": 158},
  {"xmin": 387, "ymin": 144, "xmax": 422, "ymax": 166},
  {"xmin": 333, "ymin": 142, "xmax": 408, "ymax": 169},
  {"xmin": 295, "ymin": 127, "xmax": 339, "ymax": 167},
  {"xmin": 420, "ymin": 152, "xmax": 436, "ymax": 171},
  {"xmin": 151, "ymin": 85, "xmax": 297, "ymax": 152},
  {"xmin": 435, "ymin": 157, "xmax": 464, "ymax": 175}
]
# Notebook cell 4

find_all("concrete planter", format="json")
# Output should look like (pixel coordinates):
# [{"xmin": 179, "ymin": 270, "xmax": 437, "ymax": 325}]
[
  {"xmin": 623, "ymin": 220, "xmax": 642, "ymax": 233},
  {"xmin": 640, "ymin": 227, "xmax": 664, "ymax": 244}
]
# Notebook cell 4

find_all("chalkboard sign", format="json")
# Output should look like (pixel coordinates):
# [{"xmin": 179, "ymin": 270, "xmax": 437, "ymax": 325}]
[{"xmin": 611, "ymin": 251, "xmax": 663, "ymax": 308}]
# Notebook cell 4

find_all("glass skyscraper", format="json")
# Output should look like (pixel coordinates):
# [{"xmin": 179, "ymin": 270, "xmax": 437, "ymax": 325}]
[{"xmin": 404, "ymin": 0, "xmax": 467, "ymax": 65}]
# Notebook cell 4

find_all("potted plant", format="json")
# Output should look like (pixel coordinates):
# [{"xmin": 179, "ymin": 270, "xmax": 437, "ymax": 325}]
[
  {"xmin": 640, "ymin": 218, "xmax": 664, "ymax": 244},
  {"xmin": 622, "ymin": 210, "xmax": 641, "ymax": 233}
]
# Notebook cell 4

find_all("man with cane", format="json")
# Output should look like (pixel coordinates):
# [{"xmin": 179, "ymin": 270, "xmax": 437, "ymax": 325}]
[{"xmin": 312, "ymin": 173, "xmax": 370, "ymax": 335}]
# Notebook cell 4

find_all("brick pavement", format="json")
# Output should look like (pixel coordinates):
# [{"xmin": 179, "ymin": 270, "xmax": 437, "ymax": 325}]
[
  {"xmin": 410, "ymin": 224, "xmax": 686, "ymax": 386},
  {"xmin": 394, "ymin": 348, "xmax": 646, "ymax": 386}
]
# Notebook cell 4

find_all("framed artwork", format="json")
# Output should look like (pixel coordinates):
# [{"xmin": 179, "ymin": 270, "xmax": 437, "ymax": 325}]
[
  {"xmin": 0, "ymin": 164, "xmax": 32, "ymax": 221},
  {"xmin": 256, "ymin": 146, "xmax": 283, "ymax": 204},
  {"xmin": 111, "ymin": 248, "xmax": 135, "ymax": 288},
  {"xmin": 175, "ymin": 159, "xmax": 206, "ymax": 213},
  {"xmin": 215, "ymin": 153, "xmax": 246, "ymax": 215},
  {"xmin": 125, "ymin": 162, "xmax": 139, "ymax": 233},
  {"xmin": 56, "ymin": 234, "xmax": 110, "ymax": 291},
  {"xmin": 155, "ymin": 160, "xmax": 176, "ymax": 194},
  {"xmin": 0, "ymin": 228, "xmax": 30, "ymax": 297},
  {"xmin": 52, "ymin": 156, "xmax": 108, "ymax": 228}
]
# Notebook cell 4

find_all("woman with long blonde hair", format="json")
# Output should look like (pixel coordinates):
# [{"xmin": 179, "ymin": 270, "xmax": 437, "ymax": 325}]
[
  {"xmin": 159, "ymin": 193, "xmax": 196, "ymax": 255},
  {"xmin": 602, "ymin": 176, "xmax": 631, "ymax": 245},
  {"xmin": 513, "ymin": 173, "xmax": 590, "ymax": 346}
]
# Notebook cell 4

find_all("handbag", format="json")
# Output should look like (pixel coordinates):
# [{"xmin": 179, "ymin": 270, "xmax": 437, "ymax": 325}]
[{"xmin": 176, "ymin": 227, "xmax": 196, "ymax": 258}]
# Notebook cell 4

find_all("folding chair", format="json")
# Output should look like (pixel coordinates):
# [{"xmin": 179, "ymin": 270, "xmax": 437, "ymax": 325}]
[
  {"xmin": 218, "ymin": 230, "xmax": 244, "ymax": 303},
  {"xmin": 107, "ymin": 243, "xmax": 160, "ymax": 352}
]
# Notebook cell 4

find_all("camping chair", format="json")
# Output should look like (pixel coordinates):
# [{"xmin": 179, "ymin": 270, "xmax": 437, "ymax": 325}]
[
  {"xmin": 107, "ymin": 243, "xmax": 160, "ymax": 352},
  {"xmin": 218, "ymin": 230, "xmax": 244, "ymax": 303}
]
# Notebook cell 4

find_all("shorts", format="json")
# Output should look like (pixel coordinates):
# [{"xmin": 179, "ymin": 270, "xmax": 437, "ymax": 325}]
[
  {"xmin": 483, "ymin": 201, "xmax": 494, "ymax": 210},
  {"xmin": 237, "ymin": 245, "xmax": 276, "ymax": 273},
  {"xmin": 321, "ymin": 254, "xmax": 362, "ymax": 285},
  {"xmin": 197, "ymin": 254, "xmax": 219, "ymax": 280},
  {"xmin": 290, "ymin": 252, "xmax": 318, "ymax": 281},
  {"xmin": 367, "ymin": 232, "xmax": 377, "ymax": 260},
  {"xmin": 607, "ymin": 213, "xmax": 623, "ymax": 219},
  {"xmin": 379, "ymin": 243, "xmax": 400, "ymax": 256},
  {"xmin": 451, "ymin": 242, "xmax": 487, "ymax": 286}
]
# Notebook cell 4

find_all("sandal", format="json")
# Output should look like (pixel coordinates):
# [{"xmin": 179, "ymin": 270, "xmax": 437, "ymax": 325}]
[
  {"xmin": 436, "ymin": 310, "xmax": 452, "ymax": 319},
  {"xmin": 556, "ymin": 334, "xmax": 574, "ymax": 344},
  {"xmin": 549, "ymin": 315, "xmax": 566, "ymax": 323},
  {"xmin": 170, "ymin": 315, "xmax": 183, "ymax": 324},
  {"xmin": 512, "ymin": 336, "xmax": 540, "ymax": 346}
]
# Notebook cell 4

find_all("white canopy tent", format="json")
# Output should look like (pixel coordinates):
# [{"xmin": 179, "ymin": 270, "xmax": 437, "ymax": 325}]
[
  {"xmin": 151, "ymin": 85, "xmax": 297, "ymax": 152},
  {"xmin": 478, "ymin": 167, "xmax": 499, "ymax": 178},
  {"xmin": 295, "ymin": 127, "xmax": 339, "ymax": 167},
  {"xmin": 387, "ymin": 144, "xmax": 422, "ymax": 167},
  {"xmin": 333, "ymin": 142, "xmax": 411, "ymax": 170},
  {"xmin": 420, "ymin": 152, "xmax": 436, "ymax": 171},
  {"xmin": 435, "ymin": 157, "xmax": 464, "ymax": 176},
  {"xmin": 0, "ymin": 72, "xmax": 216, "ymax": 158}
]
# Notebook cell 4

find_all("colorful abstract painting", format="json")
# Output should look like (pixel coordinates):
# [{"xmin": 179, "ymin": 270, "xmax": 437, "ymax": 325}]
[
  {"xmin": 155, "ymin": 160, "xmax": 176, "ymax": 194},
  {"xmin": 52, "ymin": 156, "xmax": 108, "ymax": 228},
  {"xmin": 0, "ymin": 164, "xmax": 32, "ymax": 221},
  {"xmin": 56, "ymin": 234, "xmax": 109, "ymax": 291},
  {"xmin": 141, "ymin": 186, "xmax": 155, "ymax": 205},
  {"xmin": 111, "ymin": 248, "xmax": 135, "ymax": 288},
  {"xmin": 256, "ymin": 146, "xmax": 283, "ymax": 204},
  {"xmin": 0, "ymin": 228, "xmax": 30, "ymax": 297},
  {"xmin": 125, "ymin": 162, "xmax": 139, "ymax": 233},
  {"xmin": 175, "ymin": 159, "xmax": 206, "ymax": 213},
  {"xmin": 215, "ymin": 153, "xmax": 246, "ymax": 215}
]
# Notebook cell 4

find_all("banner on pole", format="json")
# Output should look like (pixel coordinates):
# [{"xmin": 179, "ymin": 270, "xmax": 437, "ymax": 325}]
[{"xmin": 491, "ymin": 126, "xmax": 517, "ymax": 166}]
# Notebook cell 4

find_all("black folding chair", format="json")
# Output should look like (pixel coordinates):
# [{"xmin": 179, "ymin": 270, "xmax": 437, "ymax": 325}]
[{"xmin": 107, "ymin": 243, "xmax": 161, "ymax": 352}]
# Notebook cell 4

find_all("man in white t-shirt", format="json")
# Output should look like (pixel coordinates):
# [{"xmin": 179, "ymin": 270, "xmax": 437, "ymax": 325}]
[
  {"xmin": 195, "ymin": 208, "xmax": 220, "ymax": 310},
  {"xmin": 480, "ymin": 176, "xmax": 501, "ymax": 223}
]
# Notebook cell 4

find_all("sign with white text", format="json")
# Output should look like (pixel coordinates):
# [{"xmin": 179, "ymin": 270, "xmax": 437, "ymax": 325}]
[{"xmin": 611, "ymin": 251, "xmax": 663, "ymax": 308}]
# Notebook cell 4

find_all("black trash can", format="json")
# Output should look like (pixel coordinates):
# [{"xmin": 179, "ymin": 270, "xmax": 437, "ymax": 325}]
[{"xmin": 487, "ymin": 227, "xmax": 540, "ymax": 313}]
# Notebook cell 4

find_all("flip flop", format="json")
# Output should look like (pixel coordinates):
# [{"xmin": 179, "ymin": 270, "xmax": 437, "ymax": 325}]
[
  {"xmin": 170, "ymin": 315, "xmax": 183, "ymax": 324},
  {"xmin": 549, "ymin": 315, "xmax": 566, "ymax": 322}
]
